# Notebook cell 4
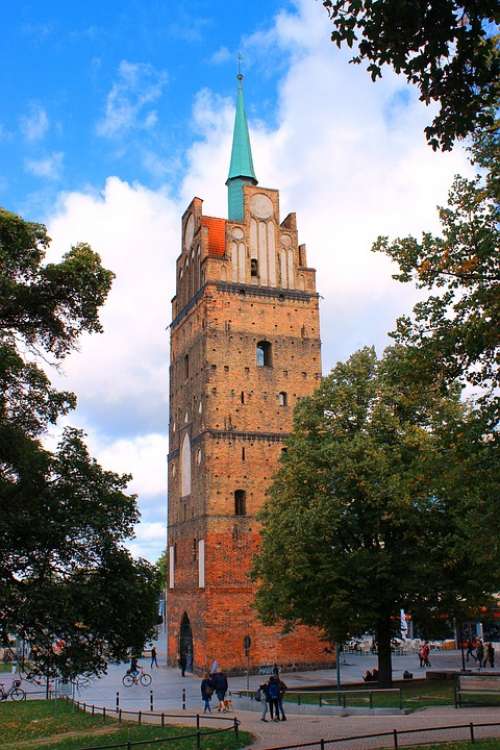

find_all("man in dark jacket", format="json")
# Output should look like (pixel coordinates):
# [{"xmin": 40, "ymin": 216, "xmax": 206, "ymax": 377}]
[
  {"xmin": 267, "ymin": 675, "xmax": 280, "ymax": 721},
  {"xmin": 211, "ymin": 671, "xmax": 228, "ymax": 711},
  {"xmin": 278, "ymin": 678, "xmax": 287, "ymax": 721}
]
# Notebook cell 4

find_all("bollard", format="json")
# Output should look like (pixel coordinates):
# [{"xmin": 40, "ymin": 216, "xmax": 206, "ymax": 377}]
[
  {"xmin": 116, "ymin": 691, "xmax": 120, "ymax": 710},
  {"xmin": 182, "ymin": 687, "xmax": 186, "ymax": 710},
  {"xmin": 103, "ymin": 706, "xmax": 106, "ymax": 723},
  {"xmin": 161, "ymin": 712, "xmax": 165, "ymax": 728},
  {"xmin": 470, "ymin": 723, "xmax": 475, "ymax": 743},
  {"xmin": 320, "ymin": 739, "xmax": 325, "ymax": 750},
  {"xmin": 234, "ymin": 717, "xmax": 239, "ymax": 738},
  {"xmin": 150, "ymin": 689, "xmax": 154, "ymax": 712},
  {"xmin": 393, "ymin": 729, "xmax": 399, "ymax": 749},
  {"xmin": 138, "ymin": 710, "xmax": 142, "ymax": 725},
  {"xmin": 196, "ymin": 714, "xmax": 200, "ymax": 731}
]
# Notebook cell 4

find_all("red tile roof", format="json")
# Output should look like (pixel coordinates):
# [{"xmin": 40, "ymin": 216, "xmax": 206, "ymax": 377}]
[{"xmin": 201, "ymin": 216, "xmax": 226, "ymax": 257}]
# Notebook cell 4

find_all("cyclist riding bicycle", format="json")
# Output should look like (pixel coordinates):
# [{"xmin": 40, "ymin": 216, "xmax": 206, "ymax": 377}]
[{"xmin": 129, "ymin": 656, "xmax": 140, "ymax": 676}]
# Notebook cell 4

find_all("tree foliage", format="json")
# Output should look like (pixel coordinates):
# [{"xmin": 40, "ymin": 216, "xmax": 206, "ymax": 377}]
[
  {"xmin": 0, "ymin": 208, "xmax": 159, "ymax": 679},
  {"xmin": 373, "ymin": 126, "xmax": 499, "ymax": 423},
  {"xmin": 322, "ymin": 0, "xmax": 499, "ymax": 150},
  {"xmin": 252, "ymin": 347, "xmax": 500, "ymax": 685}
]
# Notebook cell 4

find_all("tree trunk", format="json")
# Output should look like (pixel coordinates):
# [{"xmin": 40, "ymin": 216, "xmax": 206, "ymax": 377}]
[{"xmin": 376, "ymin": 619, "xmax": 393, "ymax": 687}]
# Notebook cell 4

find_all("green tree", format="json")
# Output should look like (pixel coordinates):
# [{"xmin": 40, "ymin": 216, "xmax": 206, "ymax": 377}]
[
  {"xmin": 0, "ymin": 208, "xmax": 159, "ymax": 679},
  {"xmin": 156, "ymin": 549, "xmax": 168, "ymax": 591},
  {"xmin": 372, "ymin": 126, "xmax": 499, "ymax": 424},
  {"xmin": 252, "ymin": 347, "xmax": 500, "ymax": 685},
  {"xmin": 322, "ymin": 1, "xmax": 499, "ymax": 150}
]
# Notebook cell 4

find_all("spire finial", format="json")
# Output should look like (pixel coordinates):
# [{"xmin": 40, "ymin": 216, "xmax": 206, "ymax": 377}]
[{"xmin": 226, "ymin": 63, "xmax": 257, "ymax": 220}]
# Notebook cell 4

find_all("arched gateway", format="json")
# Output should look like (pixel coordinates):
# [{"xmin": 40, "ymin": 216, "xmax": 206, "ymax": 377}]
[{"xmin": 179, "ymin": 613, "xmax": 193, "ymax": 673}]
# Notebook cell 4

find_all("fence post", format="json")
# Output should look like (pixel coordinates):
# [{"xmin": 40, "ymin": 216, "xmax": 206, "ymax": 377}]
[
  {"xmin": 369, "ymin": 691, "xmax": 373, "ymax": 709},
  {"xmin": 116, "ymin": 691, "xmax": 120, "ymax": 710},
  {"xmin": 196, "ymin": 714, "xmax": 200, "ymax": 731},
  {"xmin": 234, "ymin": 717, "xmax": 239, "ymax": 738},
  {"xmin": 196, "ymin": 729, "xmax": 201, "ymax": 750},
  {"xmin": 342, "ymin": 693, "xmax": 346, "ymax": 709},
  {"xmin": 470, "ymin": 722, "xmax": 475, "ymax": 743},
  {"xmin": 127, "ymin": 742, "xmax": 131, "ymax": 750},
  {"xmin": 182, "ymin": 687, "xmax": 186, "ymax": 710},
  {"xmin": 103, "ymin": 706, "xmax": 106, "ymax": 723},
  {"xmin": 150, "ymin": 689, "xmax": 154, "ymax": 712},
  {"xmin": 393, "ymin": 729, "xmax": 399, "ymax": 749},
  {"xmin": 119, "ymin": 709, "xmax": 122, "ymax": 723},
  {"xmin": 320, "ymin": 739, "xmax": 325, "ymax": 750},
  {"xmin": 161, "ymin": 712, "xmax": 165, "ymax": 728},
  {"xmin": 138, "ymin": 710, "xmax": 142, "ymax": 725},
  {"xmin": 92, "ymin": 704, "xmax": 95, "ymax": 716},
  {"xmin": 319, "ymin": 693, "xmax": 322, "ymax": 707},
  {"xmin": 298, "ymin": 693, "xmax": 301, "ymax": 706},
  {"xmin": 399, "ymin": 689, "xmax": 403, "ymax": 711}
]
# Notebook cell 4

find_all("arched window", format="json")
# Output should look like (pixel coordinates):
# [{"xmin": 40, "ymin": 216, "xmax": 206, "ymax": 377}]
[
  {"xmin": 278, "ymin": 391, "xmax": 288, "ymax": 406},
  {"xmin": 234, "ymin": 489, "xmax": 246, "ymax": 516},
  {"xmin": 256, "ymin": 340, "xmax": 272, "ymax": 367},
  {"xmin": 181, "ymin": 432, "xmax": 191, "ymax": 497},
  {"xmin": 184, "ymin": 354, "xmax": 189, "ymax": 379},
  {"xmin": 251, "ymin": 258, "xmax": 259, "ymax": 277}
]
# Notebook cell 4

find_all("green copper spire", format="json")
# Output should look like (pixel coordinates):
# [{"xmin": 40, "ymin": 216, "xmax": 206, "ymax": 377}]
[{"xmin": 226, "ymin": 72, "xmax": 257, "ymax": 221}]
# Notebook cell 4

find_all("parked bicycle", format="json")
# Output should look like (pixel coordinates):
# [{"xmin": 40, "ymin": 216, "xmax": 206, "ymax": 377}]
[
  {"xmin": 71, "ymin": 674, "xmax": 92, "ymax": 692},
  {"xmin": 122, "ymin": 667, "xmax": 152, "ymax": 687},
  {"xmin": 0, "ymin": 679, "xmax": 26, "ymax": 701}
]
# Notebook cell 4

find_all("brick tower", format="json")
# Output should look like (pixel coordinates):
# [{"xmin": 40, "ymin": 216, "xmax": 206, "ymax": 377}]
[{"xmin": 167, "ymin": 74, "xmax": 334, "ymax": 673}]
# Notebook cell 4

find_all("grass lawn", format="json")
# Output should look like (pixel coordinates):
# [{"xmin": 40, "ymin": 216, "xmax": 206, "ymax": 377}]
[
  {"xmin": 0, "ymin": 699, "xmax": 253, "ymax": 750},
  {"xmin": 0, "ymin": 662, "xmax": 15, "ymax": 672},
  {"xmin": 245, "ymin": 680, "xmax": 500, "ymax": 711}
]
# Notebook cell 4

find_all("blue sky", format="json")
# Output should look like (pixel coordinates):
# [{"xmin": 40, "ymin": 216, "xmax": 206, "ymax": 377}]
[
  {"xmin": 1, "ymin": 0, "xmax": 288, "ymax": 216},
  {"xmin": 2, "ymin": 1, "xmax": 470, "ymax": 562}
]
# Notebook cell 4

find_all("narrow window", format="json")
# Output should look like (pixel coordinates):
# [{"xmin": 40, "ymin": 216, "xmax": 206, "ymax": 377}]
[
  {"xmin": 240, "ymin": 391, "xmax": 245, "ymax": 404},
  {"xmin": 251, "ymin": 258, "xmax": 259, "ymax": 277},
  {"xmin": 193, "ymin": 538, "xmax": 197, "ymax": 561},
  {"xmin": 184, "ymin": 354, "xmax": 189, "ymax": 379},
  {"xmin": 241, "ymin": 446, "xmax": 246, "ymax": 461},
  {"xmin": 234, "ymin": 489, "xmax": 246, "ymax": 516},
  {"xmin": 279, "ymin": 391, "xmax": 288, "ymax": 406},
  {"xmin": 256, "ymin": 340, "xmax": 272, "ymax": 367}
]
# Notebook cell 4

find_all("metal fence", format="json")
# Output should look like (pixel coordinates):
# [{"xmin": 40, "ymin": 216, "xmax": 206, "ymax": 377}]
[
  {"xmin": 258, "ymin": 720, "xmax": 500, "ymax": 750},
  {"xmin": 69, "ymin": 697, "xmax": 240, "ymax": 750}
]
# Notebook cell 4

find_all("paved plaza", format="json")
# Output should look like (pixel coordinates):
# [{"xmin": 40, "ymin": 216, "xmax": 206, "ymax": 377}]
[{"xmin": 27, "ymin": 638, "xmax": 495, "ymax": 749}]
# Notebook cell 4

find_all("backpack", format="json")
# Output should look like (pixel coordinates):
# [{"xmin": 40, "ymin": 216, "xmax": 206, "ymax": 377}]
[{"xmin": 254, "ymin": 687, "xmax": 262, "ymax": 702}]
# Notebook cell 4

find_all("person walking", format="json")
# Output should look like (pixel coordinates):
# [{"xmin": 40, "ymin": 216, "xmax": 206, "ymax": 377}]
[
  {"xmin": 476, "ymin": 640, "xmax": 484, "ymax": 669},
  {"xmin": 150, "ymin": 647, "xmax": 158, "ymax": 669},
  {"xmin": 256, "ymin": 681, "xmax": 271, "ymax": 722},
  {"xmin": 201, "ymin": 673, "xmax": 214, "ymax": 713},
  {"xmin": 485, "ymin": 643, "xmax": 495, "ymax": 669},
  {"xmin": 418, "ymin": 644, "xmax": 425, "ymax": 668},
  {"xmin": 211, "ymin": 670, "xmax": 228, "ymax": 712},
  {"xmin": 466, "ymin": 638, "xmax": 476, "ymax": 663},
  {"xmin": 268, "ymin": 675, "xmax": 281, "ymax": 721},
  {"xmin": 278, "ymin": 677, "xmax": 288, "ymax": 721},
  {"xmin": 178, "ymin": 653, "xmax": 187, "ymax": 677},
  {"xmin": 422, "ymin": 642, "xmax": 431, "ymax": 668}
]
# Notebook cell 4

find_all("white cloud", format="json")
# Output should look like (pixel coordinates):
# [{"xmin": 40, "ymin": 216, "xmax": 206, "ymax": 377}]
[
  {"xmin": 45, "ymin": 0, "xmax": 470, "ymax": 559},
  {"xmin": 25, "ymin": 151, "xmax": 63, "ymax": 180},
  {"xmin": 97, "ymin": 61, "xmax": 167, "ymax": 138},
  {"xmin": 20, "ymin": 103, "xmax": 49, "ymax": 142},
  {"xmin": 210, "ymin": 46, "xmax": 231, "ymax": 65}
]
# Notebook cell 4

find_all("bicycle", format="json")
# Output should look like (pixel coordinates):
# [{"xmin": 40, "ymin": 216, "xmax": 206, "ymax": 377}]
[
  {"xmin": 122, "ymin": 667, "xmax": 152, "ymax": 687},
  {"xmin": 0, "ymin": 679, "xmax": 26, "ymax": 701},
  {"xmin": 71, "ymin": 675, "xmax": 92, "ymax": 692}
]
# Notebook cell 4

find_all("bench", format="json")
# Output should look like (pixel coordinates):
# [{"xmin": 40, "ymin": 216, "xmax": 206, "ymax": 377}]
[{"xmin": 455, "ymin": 674, "xmax": 500, "ymax": 707}]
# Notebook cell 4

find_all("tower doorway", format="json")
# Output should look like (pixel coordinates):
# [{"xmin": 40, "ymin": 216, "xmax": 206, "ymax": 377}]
[{"xmin": 179, "ymin": 613, "xmax": 193, "ymax": 673}]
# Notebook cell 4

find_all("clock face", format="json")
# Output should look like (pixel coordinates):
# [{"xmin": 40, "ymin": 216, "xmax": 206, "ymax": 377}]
[
  {"xmin": 231, "ymin": 226, "xmax": 244, "ymax": 240},
  {"xmin": 250, "ymin": 193, "xmax": 274, "ymax": 220},
  {"xmin": 184, "ymin": 214, "xmax": 195, "ymax": 250}
]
